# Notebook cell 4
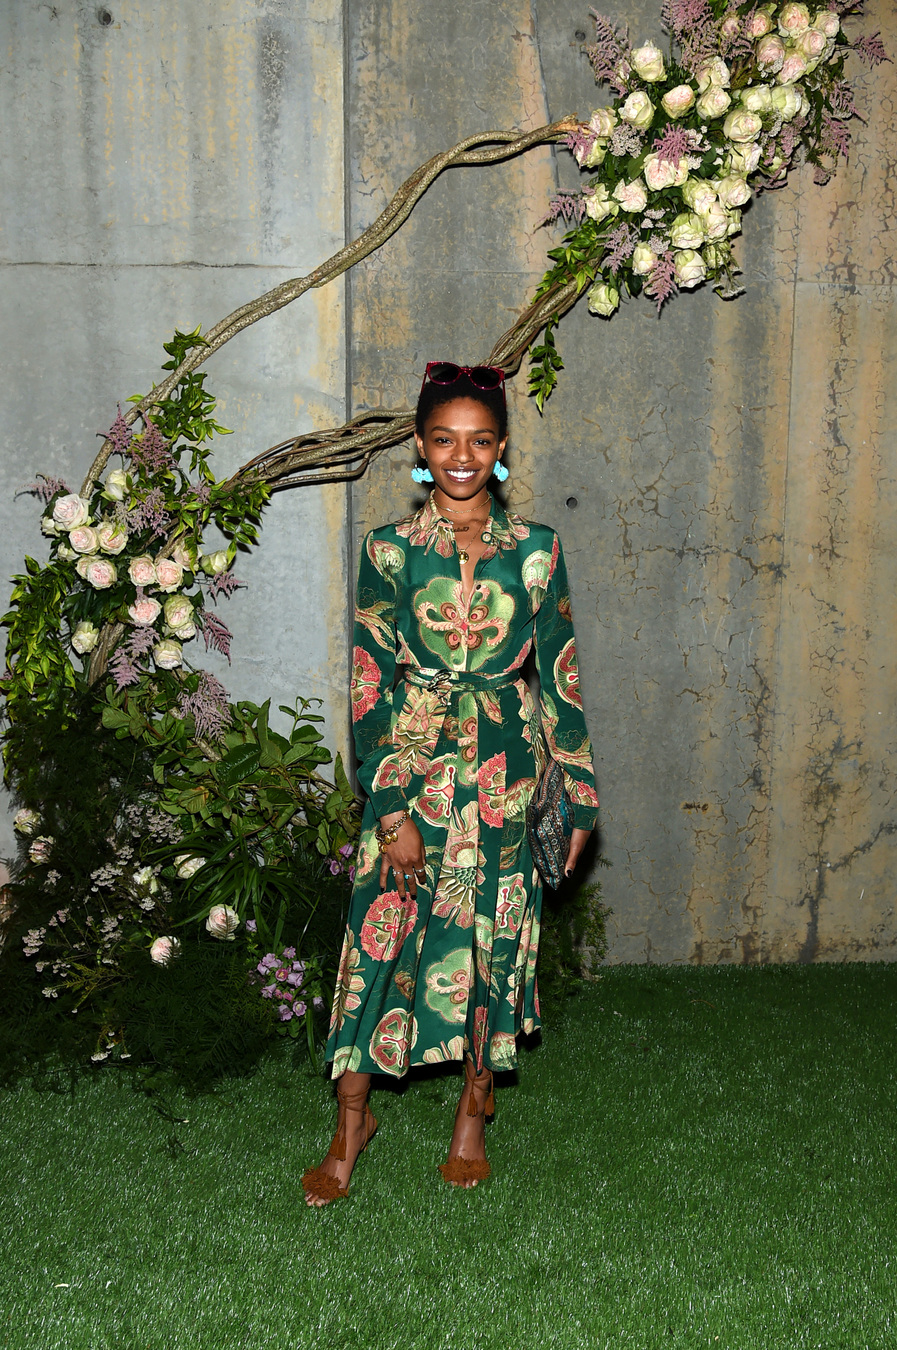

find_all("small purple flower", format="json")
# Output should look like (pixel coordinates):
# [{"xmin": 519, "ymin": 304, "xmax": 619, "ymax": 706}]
[
  {"xmin": 245, "ymin": 919, "xmax": 257, "ymax": 932},
  {"xmin": 281, "ymin": 946, "xmax": 296, "ymax": 960},
  {"xmin": 295, "ymin": 1001, "xmax": 307, "ymax": 1017},
  {"xmin": 275, "ymin": 967, "xmax": 288, "ymax": 982},
  {"xmin": 328, "ymin": 859, "xmax": 341, "ymax": 876},
  {"xmin": 348, "ymin": 867, "xmax": 356, "ymax": 883},
  {"xmin": 261, "ymin": 983, "xmax": 276, "ymax": 999},
  {"xmin": 278, "ymin": 1005, "xmax": 292, "ymax": 1021},
  {"xmin": 339, "ymin": 843, "xmax": 354, "ymax": 859},
  {"xmin": 286, "ymin": 971, "xmax": 303, "ymax": 987},
  {"xmin": 313, "ymin": 996, "xmax": 324, "ymax": 1008},
  {"xmin": 259, "ymin": 953, "xmax": 279, "ymax": 970},
  {"xmin": 291, "ymin": 960, "xmax": 305, "ymax": 975}
]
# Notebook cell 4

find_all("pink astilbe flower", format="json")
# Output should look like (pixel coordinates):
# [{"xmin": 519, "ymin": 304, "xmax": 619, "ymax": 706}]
[
  {"xmin": 129, "ymin": 418, "xmax": 174, "ymax": 475},
  {"xmin": 601, "ymin": 223, "xmax": 639, "ymax": 271},
  {"xmin": 192, "ymin": 480, "xmax": 212, "ymax": 504},
  {"xmin": 653, "ymin": 126, "xmax": 692, "ymax": 168},
  {"xmin": 662, "ymin": 0, "xmax": 718, "ymax": 72},
  {"xmin": 562, "ymin": 127, "xmax": 600, "ymax": 168},
  {"xmin": 585, "ymin": 11, "xmax": 631, "ymax": 93},
  {"xmin": 104, "ymin": 406, "xmax": 134, "ymax": 459},
  {"xmin": 200, "ymin": 611, "xmax": 233, "ymax": 662},
  {"xmin": 128, "ymin": 487, "xmax": 172, "ymax": 539},
  {"xmin": 109, "ymin": 625, "xmax": 158, "ymax": 691},
  {"xmin": 820, "ymin": 113, "xmax": 851, "ymax": 161},
  {"xmin": 645, "ymin": 251, "xmax": 679, "ymax": 313},
  {"xmin": 828, "ymin": 80, "xmax": 861, "ymax": 120},
  {"xmin": 176, "ymin": 670, "xmax": 232, "ymax": 742},
  {"xmin": 541, "ymin": 189, "xmax": 590, "ymax": 226},
  {"xmin": 20, "ymin": 475, "xmax": 70, "ymax": 503},
  {"xmin": 206, "ymin": 569, "xmax": 245, "ymax": 603},
  {"xmin": 717, "ymin": 6, "xmax": 755, "ymax": 62},
  {"xmin": 854, "ymin": 33, "xmax": 889, "ymax": 67}
]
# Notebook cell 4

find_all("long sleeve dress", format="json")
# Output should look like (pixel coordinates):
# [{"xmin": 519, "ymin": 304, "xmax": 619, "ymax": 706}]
[{"xmin": 326, "ymin": 493, "xmax": 599, "ymax": 1078}]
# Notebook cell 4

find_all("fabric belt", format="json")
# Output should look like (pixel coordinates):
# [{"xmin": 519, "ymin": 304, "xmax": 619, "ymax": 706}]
[{"xmin": 402, "ymin": 666, "xmax": 521, "ymax": 706}]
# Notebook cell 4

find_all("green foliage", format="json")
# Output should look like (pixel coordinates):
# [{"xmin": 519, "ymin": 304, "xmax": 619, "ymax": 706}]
[
  {"xmin": 537, "ymin": 870, "xmax": 612, "ymax": 1013},
  {"xmin": 1, "ymin": 559, "xmax": 79, "ymax": 731}
]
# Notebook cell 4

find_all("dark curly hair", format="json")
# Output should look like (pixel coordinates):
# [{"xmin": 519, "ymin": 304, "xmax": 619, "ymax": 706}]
[{"xmin": 415, "ymin": 371, "xmax": 508, "ymax": 441}]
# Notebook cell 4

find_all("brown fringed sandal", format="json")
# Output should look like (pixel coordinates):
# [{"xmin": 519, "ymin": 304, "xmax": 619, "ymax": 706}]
[
  {"xmin": 438, "ymin": 1061, "xmax": 495, "ymax": 1186},
  {"xmin": 301, "ymin": 1083, "xmax": 377, "ymax": 1205}
]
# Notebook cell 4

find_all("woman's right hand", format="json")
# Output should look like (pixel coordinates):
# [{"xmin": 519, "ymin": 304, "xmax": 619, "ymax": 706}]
[{"xmin": 378, "ymin": 816, "xmax": 427, "ymax": 898}]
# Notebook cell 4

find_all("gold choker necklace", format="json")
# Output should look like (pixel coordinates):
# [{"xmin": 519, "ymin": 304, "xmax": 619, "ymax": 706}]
[{"xmin": 438, "ymin": 494, "xmax": 490, "ymax": 516}]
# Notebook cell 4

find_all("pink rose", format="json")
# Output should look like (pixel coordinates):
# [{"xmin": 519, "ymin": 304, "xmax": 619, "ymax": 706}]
[
  {"xmin": 205, "ymin": 904, "xmax": 240, "ymax": 940},
  {"xmin": 84, "ymin": 557, "xmax": 118, "ymax": 589},
  {"xmin": 777, "ymin": 2, "xmax": 810, "ymax": 35},
  {"xmin": 172, "ymin": 542, "xmax": 197, "ymax": 571},
  {"xmin": 153, "ymin": 640, "xmax": 183, "ymax": 670},
  {"xmin": 643, "ymin": 152, "xmax": 689, "ymax": 191},
  {"xmin": 756, "ymin": 34, "xmax": 786, "ymax": 71},
  {"xmin": 612, "ymin": 178, "xmax": 648, "ymax": 213},
  {"xmin": 150, "ymin": 936, "xmax": 181, "ymax": 965},
  {"xmin": 154, "ymin": 558, "xmax": 184, "ymax": 592},
  {"xmin": 776, "ymin": 52, "xmax": 808, "ymax": 84},
  {"xmin": 28, "ymin": 835, "xmax": 54, "ymax": 864},
  {"xmin": 52, "ymin": 494, "xmax": 90, "ymax": 531},
  {"xmin": 661, "ymin": 84, "xmax": 696, "ymax": 119},
  {"xmin": 128, "ymin": 555, "xmax": 157, "ymax": 587},
  {"xmin": 128, "ymin": 596, "xmax": 162, "ymax": 627},
  {"xmin": 750, "ymin": 11, "xmax": 773, "ymax": 36},
  {"xmin": 96, "ymin": 520, "xmax": 129, "ymax": 555},
  {"xmin": 163, "ymin": 594, "xmax": 193, "ymax": 629},
  {"xmin": 69, "ymin": 526, "xmax": 99, "ymax": 554},
  {"xmin": 812, "ymin": 12, "xmax": 840, "ymax": 39},
  {"xmin": 795, "ymin": 28, "xmax": 826, "ymax": 59}
]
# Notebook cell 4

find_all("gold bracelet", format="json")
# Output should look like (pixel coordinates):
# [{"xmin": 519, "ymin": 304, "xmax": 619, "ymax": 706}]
[{"xmin": 375, "ymin": 810, "xmax": 408, "ymax": 853}]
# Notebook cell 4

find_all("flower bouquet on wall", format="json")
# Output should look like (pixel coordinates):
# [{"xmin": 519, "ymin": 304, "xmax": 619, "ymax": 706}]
[
  {"xmin": 0, "ymin": 331, "xmax": 359, "ymax": 1089},
  {"xmin": 530, "ymin": 1, "xmax": 888, "ymax": 403}
]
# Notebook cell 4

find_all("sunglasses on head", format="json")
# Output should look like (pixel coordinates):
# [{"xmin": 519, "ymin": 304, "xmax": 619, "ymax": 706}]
[{"xmin": 420, "ymin": 361, "xmax": 506, "ymax": 402}]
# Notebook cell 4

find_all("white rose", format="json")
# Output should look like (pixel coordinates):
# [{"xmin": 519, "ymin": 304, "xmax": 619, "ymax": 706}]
[
  {"xmin": 740, "ymin": 84, "xmax": 773, "ymax": 113},
  {"xmin": 176, "ymin": 854, "xmax": 206, "ymax": 880},
  {"xmin": 14, "ymin": 808, "xmax": 40, "ymax": 836},
  {"xmin": 163, "ymin": 595, "xmax": 194, "ymax": 630},
  {"xmin": 612, "ymin": 178, "xmax": 648, "ymax": 212},
  {"xmin": 630, "ymin": 41, "xmax": 665, "ymax": 81},
  {"xmin": 631, "ymin": 242, "xmax": 658, "ymax": 276},
  {"xmin": 812, "ymin": 11, "xmax": 839, "ymax": 38},
  {"xmin": 154, "ymin": 558, "xmax": 184, "ymax": 593},
  {"xmin": 75, "ymin": 556, "xmax": 92, "ymax": 580},
  {"xmin": 681, "ymin": 178, "xmax": 718, "ymax": 215},
  {"xmin": 134, "ymin": 866, "xmax": 160, "ymax": 894},
  {"xmin": 695, "ymin": 86, "xmax": 732, "ymax": 120},
  {"xmin": 96, "ymin": 520, "xmax": 129, "ymax": 555},
  {"xmin": 726, "ymin": 141, "xmax": 763, "ymax": 175},
  {"xmin": 153, "ymin": 640, "xmax": 183, "ymax": 670},
  {"xmin": 726, "ymin": 208, "xmax": 743, "ymax": 237},
  {"xmin": 52, "ymin": 494, "xmax": 90, "ymax": 531},
  {"xmin": 714, "ymin": 174, "xmax": 752, "ymax": 208},
  {"xmin": 589, "ymin": 108, "xmax": 617, "ymax": 138},
  {"xmin": 796, "ymin": 27, "xmax": 827, "ymax": 59},
  {"xmin": 69, "ymin": 525, "xmax": 99, "ymax": 555},
  {"xmin": 723, "ymin": 110, "xmax": 763, "ymax": 142},
  {"xmin": 103, "ymin": 469, "xmax": 131, "ymax": 502},
  {"xmin": 756, "ymin": 34, "xmax": 786, "ymax": 71},
  {"xmin": 200, "ymin": 550, "xmax": 229, "ymax": 577},
  {"xmin": 56, "ymin": 543, "xmax": 77, "ymax": 561},
  {"xmin": 128, "ymin": 596, "xmax": 162, "ymax": 627},
  {"xmin": 702, "ymin": 240, "xmax": 732, "ymax": 270},
  {"xmin": 586, "ymin": 282, "xmax": 620, "ymax": 317},
  {"xmin": 41, "ymin": 516, "xmax": 59, "ymax": 537},
  {"xmin": 28, "ymin": 835, "xmax": 54, "ymax": 865},
  {"xmin": 84, "ymin": 557, "xmax": 118, "ymax": 590},
  {"xmin": 582, "ymin": 140, "xmax": 607, "ymax": 168},
  {"xmin": 673, "ymin": 249, "xmax": 707, "ymax": 289},
  {"xmin": 670, "ymin": 212, "xmax": 706, "ymax": 251},
  {"xmin": 584, "ymin": 183, "xmax": 619, "ymax": 224},
  {"xmin": 643, "ymin": 152, "xmax": 689, "ymax": 191},
  {"xmin": 128, "ymin": 555, "xmax": 157, "ymax": 587},
  {"xmin": 698, "ymin": 200, "xmax": 730, "ymax": 241},
  {"xmin": 71, "ymin": 620, "xmax": 100, "ymax": 654},
  {"xmin": 169, "ymin": 620, "xmax": 197, "ymax": 642},
  {"xmin": 696, "ymin": 57, "xmax": 731, "ymax": 91},
  {"xmin": 778, "ymin": 2, "xmax": 810, "ymax": 35},
  {"xmin": 750, "ymin": 11, "xmax": 774, "ymax": 35},
  {"xmin": 661, "ymin": 84, "xmax": 696, "ymax": 119},
  {"xmin": 620, "ymin": 90, "xmax": 655, "ymax": 130},
  {"xmin": 205, "ymin": 903, "xmax": 240, "ymax": 940},
  {"xmin": 150, "ymin": 936, "xmax": 181, "ymax": 965},
  {"xmin": 172, "ymin": 541, "xmax": 198, "ymax": 572},
  {"xmin": 777, "ymin": 52, "xmax": 808, "ymax": 84},
  {"xmin": 770, "ymin": 85, "xmax": 803, "ymax": 120}
]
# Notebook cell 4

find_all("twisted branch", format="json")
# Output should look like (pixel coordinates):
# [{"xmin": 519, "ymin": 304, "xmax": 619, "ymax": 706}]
[{"xmin": 81, "ymin": 119, "xmax": 579, "ymax": 497}]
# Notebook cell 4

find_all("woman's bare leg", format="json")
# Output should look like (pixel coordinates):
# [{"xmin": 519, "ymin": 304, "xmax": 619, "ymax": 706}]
[
  {"xmin": 441, "ymin": 1062, "xmax": 493, "ymax": 1188},
  {"xmin": 303, "ymin": 1069, "xmax": 374, "ymax": 1207}
]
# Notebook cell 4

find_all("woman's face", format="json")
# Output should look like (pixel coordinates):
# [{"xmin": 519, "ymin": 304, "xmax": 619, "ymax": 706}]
[{"xmin": 414, "ymin": 396, "xmax": 506, "ymax": 502}]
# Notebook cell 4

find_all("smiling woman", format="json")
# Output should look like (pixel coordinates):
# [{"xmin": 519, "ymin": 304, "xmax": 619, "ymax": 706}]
[{"xmin": 301, "ymin": 364, "xmax": 600, "ymax": 1206}]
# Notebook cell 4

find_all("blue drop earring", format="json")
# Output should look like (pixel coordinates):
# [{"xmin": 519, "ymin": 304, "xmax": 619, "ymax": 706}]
[
  {"xmin": 493, "ymin": 460, "xmax": 509, "ymax": 483},
  {"xmin": 411, "ymin": 464, "xmax": 434, "ymax": 484}
]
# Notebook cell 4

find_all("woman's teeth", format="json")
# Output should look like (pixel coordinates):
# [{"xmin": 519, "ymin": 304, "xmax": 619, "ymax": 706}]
[{"xmin": 446, "ymin": 469, "xmax": 476, "ymax": 480}]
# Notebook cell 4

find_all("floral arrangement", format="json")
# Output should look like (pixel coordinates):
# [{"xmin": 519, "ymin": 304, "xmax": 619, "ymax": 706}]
[
  {"xmin": 0, "ymin": 332, "xmax": 359, "ymax": 1084},
  {"xmin": 529, "ymin": 1, "xmax": 888, "ymax": 404}
]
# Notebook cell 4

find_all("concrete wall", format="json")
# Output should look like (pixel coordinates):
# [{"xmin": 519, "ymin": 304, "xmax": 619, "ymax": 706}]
[{"xmin": 2, "ymin": 0, "xmax": 895, "ymax": 963}]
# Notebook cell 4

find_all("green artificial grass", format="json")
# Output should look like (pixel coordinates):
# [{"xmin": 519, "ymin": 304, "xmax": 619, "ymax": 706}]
[{"xmin": 1, "ymin": 964, "xmax": 896, "ymax": 1350}]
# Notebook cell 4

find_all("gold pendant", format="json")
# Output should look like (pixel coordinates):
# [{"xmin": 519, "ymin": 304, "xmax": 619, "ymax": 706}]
[{"xmin": 458, "ymin": 549, "xmax": 469, "ymax": 563}]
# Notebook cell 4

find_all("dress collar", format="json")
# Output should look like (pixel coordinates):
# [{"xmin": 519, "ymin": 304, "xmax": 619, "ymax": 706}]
[{"xmin": 396, "ymin": 492, "xmax": 522, "ymax": 558}]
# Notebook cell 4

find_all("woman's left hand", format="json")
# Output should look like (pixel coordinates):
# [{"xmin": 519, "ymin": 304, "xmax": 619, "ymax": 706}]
[{"xmin": 564, "ymin": 827, "xmax": 592, "ymax": 878}]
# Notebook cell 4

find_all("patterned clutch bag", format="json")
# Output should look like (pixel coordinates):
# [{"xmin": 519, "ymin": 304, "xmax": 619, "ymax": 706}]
[{"xmin": 526, "ymin": 758, "xmax": 574, "ymax": 890}]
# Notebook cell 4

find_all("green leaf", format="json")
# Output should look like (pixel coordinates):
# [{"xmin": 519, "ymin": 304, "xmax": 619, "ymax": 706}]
[{"xmin": 215, "ymin": 744, "xmax": 262, "ymax": 788}]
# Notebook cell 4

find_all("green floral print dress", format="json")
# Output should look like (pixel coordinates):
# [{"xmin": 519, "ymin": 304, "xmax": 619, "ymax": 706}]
[{"xmin": 327, "ymin": 493, "xmax": 599, "ymax": 1078}]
